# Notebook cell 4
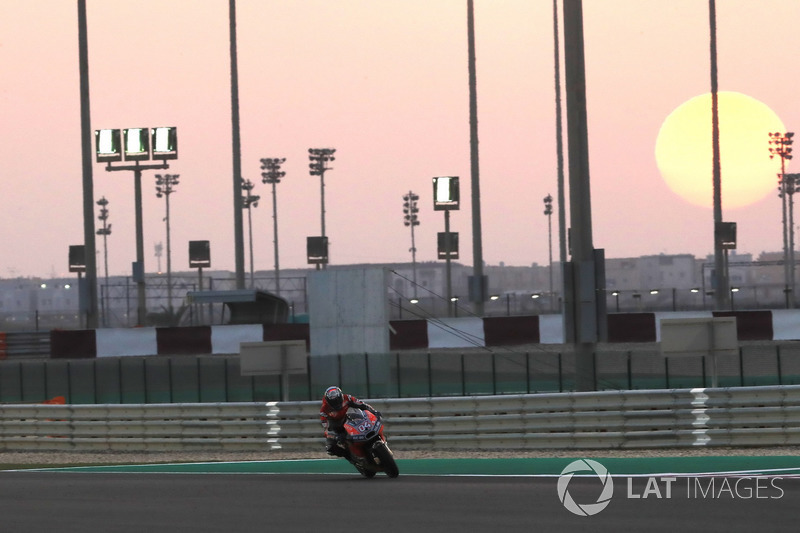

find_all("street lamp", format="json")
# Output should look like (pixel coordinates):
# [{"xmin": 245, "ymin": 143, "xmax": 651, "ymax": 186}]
[
  {"xmin": 309, "ymin": 148, "xmax": 336, "ymax": 268},
  {"xmin": 95, "ymin": 197, "xmax": 112, "ymax": 326},
  {"xmin": 241, "ymin": 178, "xmax": 260, "ymax": 288},
  {"xmin": 769, "ymin": 131, "xmax": 794, "ymax": 307},
  {"xmin": 403, "ymin": 191, "xmax": 420, "ymax": 299},
  {"xmin": 543, "ymin": 194, "xmax": 554, "ymax": 311},
  {"xmin": 260, "ymin": 157, "xmax": 286, "ymax": 296},
  {"xmin": 95, "ymin": 126, "xmax": 177, "ymax": 326},
  {"xmin": 155, "ymin": 174, "xmax": 179, "ymax": 313}
]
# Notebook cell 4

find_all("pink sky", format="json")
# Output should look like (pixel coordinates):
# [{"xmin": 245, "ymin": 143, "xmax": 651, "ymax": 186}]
[{"xmin": 1, "ymin": 0, "xmax": 799, "ymax": 279}]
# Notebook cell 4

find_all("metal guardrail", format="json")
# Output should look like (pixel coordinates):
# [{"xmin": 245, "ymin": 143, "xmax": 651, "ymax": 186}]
[{"xmin": 1, "ymin": 385, "xmax": 799, "ymax": 452}]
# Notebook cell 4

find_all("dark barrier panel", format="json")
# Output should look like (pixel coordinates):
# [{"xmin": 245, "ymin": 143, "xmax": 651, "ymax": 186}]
[
  {"xmin": 741, "ymin": 344, "xmax": 779, "ymax": 387},
  {"xmin": 263, "ymin": 323, "xmax": 310, "ymax": 349},
  {"xmin": 95, "ymin": 358, "xmax": 122, "ymax": 404},
  {"xmin": 156, "ymin": 326, "xmax": 212, "ymax": 356},
  {"xmin": 395, "ymin": 352, "xmax": 430, "ymax": 397},
  {"xmin": 711, "ymin": 353, "xmax": 743, "ymax": 388},
  {"xmin": 778, "ymin": 344, "xmax": 800, "ymax": 385},
  {"xmin": 529, "ymin": 352, "xmax": 564, "ymax": 392},
  {"xmin": 0, "ymin": 361, "xmax": 21, "ymax": 402},
  {"xmin": 596, "ymin": 351, "xmax": 630, "ymax": 390},
  {"xmin": 170, "ymin": 357, "xmax": 201, "ymax": 402},
  {"xmin": 629, "ymin": 351, "xmax": 666, "ymax": 390},
  {"xmin": 144, "ymin": 358, "xmax": 172, "ymax": 403},
  {"xmin": 120, "ymin": 357, "xmax": 147, "ymax": 404},
  {"xmin": 199, "ymin": 357, "xmax": 227, "ymax": 402},
  {"xmin": 224, "ymin": 357, "xmax": 255, "ymax": 402},
  {"xmin": 607, "ymin": 313, "xmax": 656, "ymax": 343},
  {"xmin": 310, "ymin": 355, "xmax": 340, "ymax": 399},
  {"xmin": 45, "ymin": 360, "xmax": 70, "ymax": 401},
  {"xmin": 483, "ymin": 316, "xmax": 539, "ymax": 346},
  {"xmin": 20, "ymin": 361, "xmax": 46, "ymax": 402},
  {"xmin": 388, "ymin": 320, "xmax": 428, "ymax": 350},
  {"xmin": 713, "ymin": 310, "xmax": 773, "ymax": 341},
  {"xmin": 50, "ymin": 329, "xmax": 96, "ymax": 359},
  {"xmin": 664, "ymin": 356, "xmax": 705, "ymax": 390},
  {"xmin": 494, "ymin": 353, "xmax": 530, "ymax": 394},
  {"xmin": 430, "ymin": 352, "xmax": 463, "ymax": 396},
  {"xmin": 463, "ymin": 353, "xmax": 494, "ymax": 396},
  {"xmin": 68, "ymin": 359, "xmax": 96, "ymax": 404}
]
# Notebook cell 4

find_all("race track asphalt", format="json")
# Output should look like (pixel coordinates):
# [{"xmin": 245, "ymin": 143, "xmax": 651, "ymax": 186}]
[{"xmin": 1, "ymin": 459, "xmax": 799, "ymax": 532}]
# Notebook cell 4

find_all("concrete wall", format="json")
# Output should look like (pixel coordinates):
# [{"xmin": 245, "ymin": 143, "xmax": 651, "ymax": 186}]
[{"xmin": 308, "ymin": 267, "xmax": 389, "ymax": 356}]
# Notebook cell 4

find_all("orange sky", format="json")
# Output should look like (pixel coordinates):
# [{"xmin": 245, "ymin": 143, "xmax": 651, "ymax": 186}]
[{"xmin": 1, "ymin": 0, "xmax": 800, "ymax": 279}]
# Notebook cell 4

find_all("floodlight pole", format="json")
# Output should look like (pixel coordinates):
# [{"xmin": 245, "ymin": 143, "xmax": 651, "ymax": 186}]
[
  {"xmin": 309, "ymin": 149, "xmax": 336, "ymax": 269},
  {"xmin": 95, "ymin": 197, "xmax": 111, "ymax": 327},
  {"xmin": 155, "ymin": 174, "xmax": 179, "ymax": 313},
  {"xmin": 105, "ymin": 161, "xmax": 168, "ymax": 326},
  {"xmin": 403, "ymin": 191, "xmax": 420, "ymax": 299},
  {"xmin": 261, "ymin": 158, "xmax": 286, "ymax": 296},
  {"xmin": 229, "ymin": 0, "xmax": 246, "ymax": 290},
  {"xmin": 241, "ymin": 179, "xmax": 260, "ymax": 289},
  {"xmin": 769, "ymin": 133, "xmax": 795, "ymax": 308},
  {"xmin": 544, "ymin": 194, "xmax": 554, "ymax": 311},
  {"xmin": 787, "ymin": 174, "xmax": 800, "ymax": 301},
  {"xmin": 563, "ymin": 0, "xmax": 600, "ymax": 391},
  {"xmin": 467, "ymin": 0, "xmax": 486, "ymax": 316},
  {"xmin": 709, "ymin": 0, "xmax": 731, "ymax": 311},
  {"xmin": 77, "ymin": 0, "xmax": 98, "ymax": 330}
]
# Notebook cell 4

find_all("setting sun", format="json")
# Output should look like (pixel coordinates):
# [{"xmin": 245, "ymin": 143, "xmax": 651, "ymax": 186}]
[{"xmin": 655, "ymin": 91, "xmax": 786, "ymax": 209}]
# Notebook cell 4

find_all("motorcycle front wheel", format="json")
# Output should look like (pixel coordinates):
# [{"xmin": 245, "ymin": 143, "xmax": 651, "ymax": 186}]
[
  {"xmin": 373, "ymin": 442, "xmax": 399, "ymax": 478},
  {"xmin": 355, "ymin": 463, "xmax": 376, "ymax": 478}
]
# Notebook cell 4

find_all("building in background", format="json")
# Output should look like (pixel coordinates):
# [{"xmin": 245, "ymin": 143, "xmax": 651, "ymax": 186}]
[{"xmin": 0, "ymin": 251, "xmax": 796, "ymax": 331}]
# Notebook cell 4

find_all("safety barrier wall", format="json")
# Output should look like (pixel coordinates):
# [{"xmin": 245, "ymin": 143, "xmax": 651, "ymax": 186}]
[
  {"xmin": 2, "ymin": 385, "xmax": 799, "ymax": 452},
  {"xmin": 45, "ymin": 309, "xmax": 800, "ymax": 359}
]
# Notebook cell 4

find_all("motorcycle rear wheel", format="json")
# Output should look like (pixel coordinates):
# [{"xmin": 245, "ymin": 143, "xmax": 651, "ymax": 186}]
[{"xmin": 373, "ymin": 442, "xmax": 399, "ymax": 478}]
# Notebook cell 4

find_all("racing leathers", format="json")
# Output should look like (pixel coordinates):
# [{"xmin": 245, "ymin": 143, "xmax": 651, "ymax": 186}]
[{"xmin": 320, "ymin": 390, "xmax": 377, "ymax": 457}]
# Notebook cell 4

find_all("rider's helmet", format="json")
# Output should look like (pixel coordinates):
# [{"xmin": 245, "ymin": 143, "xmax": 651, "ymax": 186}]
[{"xmin": 325, "ymin": 386, "xmax": 344, "ymax": 410}]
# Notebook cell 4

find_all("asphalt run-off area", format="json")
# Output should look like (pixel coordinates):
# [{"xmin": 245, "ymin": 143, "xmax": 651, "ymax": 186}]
[{"xmin": 3, "ymin": 456, "xmax": 800, "ymax": 532}]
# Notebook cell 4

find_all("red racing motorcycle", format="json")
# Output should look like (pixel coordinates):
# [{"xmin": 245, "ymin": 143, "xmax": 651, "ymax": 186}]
[{"xmin": 335, "ymin": 408, "xmax": 399, "ymax": 478}]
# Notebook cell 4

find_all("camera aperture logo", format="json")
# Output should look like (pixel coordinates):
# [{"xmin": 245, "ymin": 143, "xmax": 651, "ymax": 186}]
[
  {"xmin": 557, "ymin": 459, "xmax": 787, "ymax": 517},
  {"xmin": 557, "ymin": 459, "xmax": 614, "ymax": 516}
]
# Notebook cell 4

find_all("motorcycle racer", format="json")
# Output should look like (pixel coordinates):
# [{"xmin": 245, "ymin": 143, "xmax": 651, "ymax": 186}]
[{"xmin": 320, "ymin": 386, "xmax": 379, "ymax": 457}]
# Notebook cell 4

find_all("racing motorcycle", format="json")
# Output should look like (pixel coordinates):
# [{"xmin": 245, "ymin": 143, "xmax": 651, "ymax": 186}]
[{"xmin": 333, "ymin": 408, "xmax": 399, "ymax": 478}]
